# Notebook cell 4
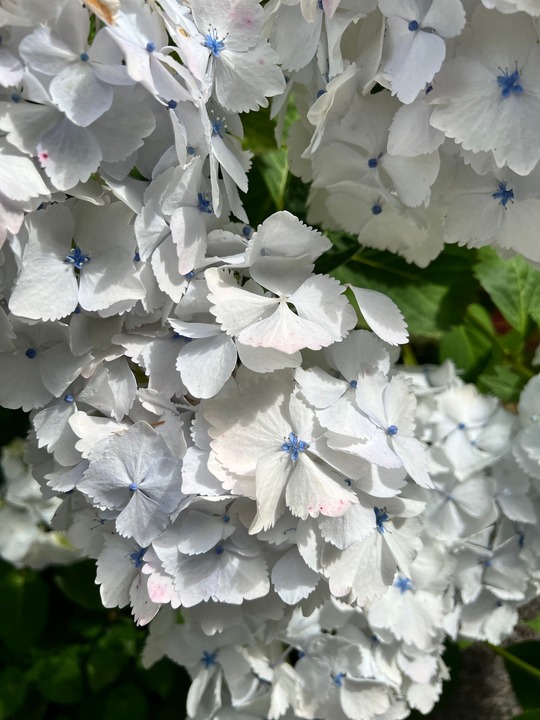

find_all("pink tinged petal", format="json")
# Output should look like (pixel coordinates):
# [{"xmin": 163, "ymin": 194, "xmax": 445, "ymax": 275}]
[
  {"xmin": 37, "ymin": 118, "xmax": 102, "ymax": 190},
  {"xmin": 191, "ymin": 0, "xmax": 264, "ymax": 49},
  {"xmin": 271, "ymin": 547, "xmax": 320, "ymax": 604},
  {"xmin": 50, "ymin": 62, "xmax": 114, "ymax": 127},
  {"xmin": 214, "ymin": 43, "xmax": 285, "ymax": 113},
  {"xmin": 348, "ymin": 286, "xmax": 408, "ymax": 345},
  {"xmin": 177, "ymin": 334, "xmax": 237, "ymax": 399},
  {"xmin": 286, "ymin": 453, "xmax": 357, "ymax": 520},
  {"xmin": 130, "ymin": 573, "xmax": 160, "ymax": 626},
  {"xmin": 0, "ymin": 149, "xmax": 49, "ymax": 201},
  {"xmin": 96, "ymin": 538, "xmax": 138, "ymax": 608}
]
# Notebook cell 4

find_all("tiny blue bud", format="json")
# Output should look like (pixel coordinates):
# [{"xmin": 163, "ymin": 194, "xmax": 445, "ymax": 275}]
[
  {"xmin": 167, "ymin": 99, "xmax": 178, "ymax": 109},
  {"xmin": 64, "ymin": 394, "xmax": 74, "ymax": 403},
  {"xmin": 25, "ymin": 348, "xmax": 37, "ymax": 359},
  {"xmin": 80, "ymin": 52, "xmax": 89, "ymax": 62},
  {"xmin": 386, "ymin": 425, "xmax": 398, "ymax": 436},
  {"xmin": 408, "ymin": 20, "xmax": 419, "ymax": 31},
  {"xmin": 371, "ymin": 204, "xmax": 382, "ymax": 215},
  {"xmin": 368, "ymin": 158, "xmax": 378, "ymax": 168},
  {"xmin": 129, "ymin": 482, "xmax": 139, "ymax": 492},
  {"xmin": 146, "ymin": 41, "xmax": 156, "ymax": 53},
  {"xmin": 222, "ymin": 514, "xmax": 231, "ymax": 523}
]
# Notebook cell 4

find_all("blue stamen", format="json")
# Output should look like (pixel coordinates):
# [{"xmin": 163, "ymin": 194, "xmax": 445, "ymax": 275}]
[
  {"xmin": 371, "ymin": 204, "xmax": 382, "ymax": 215},
  {"xmin": 408, "ymin": 20, "xmax": 419, "ymax": 31},
  {"xmin": 497, "ymin": 68, "xmax": 523, "ymax": 98},
  {"xmin": 187, "ymin": 145, "xmax": 195, "ymax": 155},
  {"xmin": 214, "ymin": 545, "xmax": 224, "ymax": 555},
  {"xmin": 374, "ymin": 506, "xmax": 389, "ymax": 533},
  {"xmin": 134, "ymin": 251, "xmax": 141, "ymax": 262},
  {"xmin": 386, "ymin": 425, "xmax": 398, "ymax": 436},
  {"xmin": 129, "ymin": 547, "xmax": 146, "ymax": 568},
  {"xmin": 203, "ymin": 29, "xmax": 225, "ymax": 57},
  {"xmin": 146, "ymin": 41, "xmax": 156, "ymax": 53},
  {"xmin": 222, "ymin": 514, "xmax": 231, "ymax": 523},
  {"xmin": 332, "ymin": 672, "xmax": 345, "ymax": 687},
  {"xmin": 281, "ymin": 432, "xmax": 310, "ymax": 462},
  {"xmin": 211, "ymin": 118, "xmax": 226, "ymax": 137},
  {"xmin": 10, "ymin": 93, "xmax": 21, "ymax": 103},
  {"xmin": 129, "ymin": 482, "xmax": 138, "ymax": 492},
  {"xmin": 64, "ymin": 394, "xmax": 74, "ymax": 403},
  {"xmin": 197, "ymin": 192, "xmax": 213, "ymax": 214},
  {"xmin": 201, "ymin": 650, "xmax": 217, "ymax": 668},
  {"xmin": 368, "ymin": 158, "xmax": 378, "ymax": 168},
  {"xmin": 242, "ymin": 225, "xmax": 252, "ymax": 236},
  {"xmin": 167, "ymin": 99, "xmax": 177, "ymax": 109},
  {"xmin": 492, "ymin": 181, "xmax": 514, "ymax": 207},
  {"xmin": 65, "ymin": 247, "xmax": 91, "ymax": 270},
  {"xmin": 457, "ymin": 422, "xmax": 466, "ymax": 430},
  {"xmin": 80, "ymin": 52, "xmax": 89, "ymax": 62},
  {"xmin": 25, "ymin": 348, "xmax": 37, "ymax": 359},
  {"xmin": 349, "ymin": 379, "xmax": 357, "ymax": 389},
  {"xmin": 394, "ymin": 576, "xmax": 413, "ymax": 593}
]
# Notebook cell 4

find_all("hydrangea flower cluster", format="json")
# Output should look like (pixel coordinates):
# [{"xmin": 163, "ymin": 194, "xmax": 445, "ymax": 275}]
[{"xmin": 0, "ymin": 1, "xmax": 539, "ymax": 719}]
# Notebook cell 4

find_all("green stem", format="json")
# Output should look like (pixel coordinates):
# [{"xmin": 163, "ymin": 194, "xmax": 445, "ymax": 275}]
[{"xmin": 488, "ymin": 644, "xmax": 540, "ymax": 680}]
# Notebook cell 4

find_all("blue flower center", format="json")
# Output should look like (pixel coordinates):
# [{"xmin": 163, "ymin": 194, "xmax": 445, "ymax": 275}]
[
  {"xmin": 349, "ymin": 379, "xmax": 357, "ymax": 389},
  {"xmin": 374, "ymin": 506, "xmax": 389, "ymax": 533},
  {"xmin": 64, "ymin": 394, "xmax": 74, "ymax": 403},
  {"xmin": 167, "ymin": 99, "xmax": 178, "ymax": 109},
  {"xmin": 368, "ymin": 157, "xmax": 378, "ymax": 168},
  {"xmin": 497, "ymin": 68, "xmax": 523, "ymax": 98},
  {"xmin": 408, "ymin": 20, "xmax": 419, "ymax": 31},
  {"xmin": 242, "ymin": 225, "xmax": 252, "ymax": 236},
  {"xmin": 214, "ymin": 545, "xmax": 224, "ymax": 555},
  {"xmin": 197, "ymin": 192, "xmax": 213, "ymax": 214},
  {"xmin": 282, "ymin": 432, "xmax": 309, "ymax": 462},
  {"xmin": 203, "ymin": 29, "xmax": 225, "ymax": 57},
  {"xmin": 492, "ymin": 181, "xmax": 514, "ymax": 207},
  {"xmin": 146, "ymin": 41, "xmax": 156, "ymax": 53},
  {"xmin": 395, "ymin": 576, "xmax": 413, "ymax": 593},
  {"xmin": 129, "ymin": 482, "xmax": 139, "ymax": 492},
  {"xmin": 129, "ymin": 547, "xmax": 146, "ymax": 568},
  {"xmin": 11, "ymin": 93, "xmax": 21, "ymax": 103},
  {"xmin": 201, "ymin": 650, "xmax": 217, "ymax": 668},
  {"xmin": 80, "ymin": 52, "xmax": 89, "ymax": 62},
  {"xmin": 386, "ymin": 425, "xmax": 398, "ymax": 436},
  {"xmin": 25, "ymin": 348, "xmax": 37, "ymax": 359},
  {"xmin": 371, "ymin": 204, "xmax": 382, "ymax": 215},
  {"xmin": 222, "ymin": 514, "xmax": 231, "ymax": 523},
  {"xmin": 65, "ymin": 247, "xmax": 91, "ymax": 270},
  {"xmin": 332, "ymin": 672, "xmax": 346, "ymax": 687},
  {"xmin": 211, "ymin": 117, "xmax": 226, "ymax": 137}
]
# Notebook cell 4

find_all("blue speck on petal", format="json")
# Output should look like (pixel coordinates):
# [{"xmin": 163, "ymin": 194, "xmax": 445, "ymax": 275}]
[
  {"xmin": 374, "ymin": 506, "xmax": 389, "ymax": 533},
  {"xmin": 80, "ymin": 52, "xmax": 89, "ymax": 62},
  {"xmin": 184, "ymin": 270, "xmax": 195, "ymax": 279},
  {"xmin": 394, "ymin": 576, "xmax": 413, "ymax": 593},
  {"xmin": 146, "ymin": 41, "xmax": 156, "ymax": 53},
  {"xmin": 457, "ymin": 422, "xmax": 466, "ymax": 430},
  {"xmin": 25, "ymin": 348, "xmax": 37, "ymax": 359},
  {"xmin": 316, "ymin": 89, "xmax": 326, "ymax": 98},
  {"xmin": 203, "ymin": 29, "xmax": 225, "ymax": 57},
  {"xmin": 197, "ymin": 192, "xmax": 213, "ymax": 214},
  {"xmin": 371, "ymin": 204, "xmax": 382, "ymax": 215},
  {"xmin": 332, "ymin": 672, "xmax": 346, "ymax": 687},
  {"xmin": 187, "ymin": 145, "xmax": 195, "ymax": 155},
  {"xmin": 242, "ymin": 225, "xmax": 252, "ymax": 236},
  {"xmin": 11, "ymin": 93, "xmax": 21, "ymax": 103},
  {"xmin": 64, "ymin": 394, "xmax": 74, "ymax": 403},
  {"xmin": 223, "ymin": 514, "xmax": 231, "ymax": 523},
  {"xmin": 349, "ymin": 379, "xmax": 357, "ymax": 389},
  {"xmin": 492, "ymin": 181, "xmax": 514, "ymax": 207},
  {"xmin": 282, "ymin": 432, "xmax": 310, "ymax": 462},
  {"xmin": 408, "ymin": 19, "xmax": 419, "ymax": 31},
  {"xmin": 201, "ymin": 650, "xmax": 217, "ymax": 668},
  {"xmin": 129, "ymin": 547, "xmax": 146, "ymax": 568},
  {"xmin": 134, "ymin": 251, "xmax": 141, "ymax": 262},
  {"xmin": 214, "ymin": 545, "xmax": 224, "ymax": 555},
  {"xmin": 65, "ymin": 247, "xmax": 91, "ymax": 269},
  {"xmin": 129, "ymin": 482, "xmax": 139, "ymax": 492},
  {"xmin": 497, "ymin": 68, "xmax": 523, "ymax": 98},
  {"xmin": 386, "ymin": 425, "xmax": 398, "ymax": 436},
  {"xmin": 368, "ymin": 158, "xmax": 378, "ymax": 168},
  {"xmin": 167, "ymin": 99, "xmax": 177, "ymax": 109}
]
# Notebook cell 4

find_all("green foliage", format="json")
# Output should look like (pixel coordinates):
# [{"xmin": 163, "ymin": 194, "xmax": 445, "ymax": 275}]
[{"xmin": 491, "ymin": 642, "xmax": 540, "ymax": 711}]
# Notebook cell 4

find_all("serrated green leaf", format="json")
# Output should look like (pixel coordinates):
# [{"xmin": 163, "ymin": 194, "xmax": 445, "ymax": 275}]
[
  {"xmin": 478, "ymin": 363, "xmax": 525, "ymax": 402},
  {"xmin": 439, "ymin": 303, "xmax": 494, "ymax": 377},
  {"xmin": 474, "ymin": 248, "xmax": 540, "ymax": 335},
  {"xmin": 258, "ymin": 149, "xmax": 289, "ymax": 211},
  {"xmin": 330, "ymin": 245, "xmax": 478, "ymax": 338}
]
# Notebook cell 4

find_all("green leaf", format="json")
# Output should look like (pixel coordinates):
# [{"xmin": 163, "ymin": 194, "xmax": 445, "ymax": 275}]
[
  {"xmin": 258, "ymin": 149, "xmax": 289, "ymax": 211},
  {"xmin": 241, "ymin": 106, "xmax": 278, "ymax": 155},
  {"xmin": 491, "ymin": 642, "xmax": 540, "ymax": 710},
  {"xmin": 0, "ymin": 562, "xmax": 49, "ymax": 654},
  {"xmin": 439, "ymin": 303, "xmax": 494, "ymax": 377},
  {"xmin": 331, "ymin": 244, "xmax": 478, "ymax": 338},
  {"xmin": 0, "ymin": 667, "xmax": 27, "ymax": 719},
  {"xmin": 87, "ymin": 645, "xmax": 127, "ymax": 693},
  {"xmin": 53, "ymin": 560, "xmax": 103, "ymax": 611},
  {"xmin": 478, "ymin": 363, "xmax": 525, "ymax": 402},
  {"xmin": 27, "ymin": 646, "xmax": 84, "ymax": 705},
  {"xmin": 474, "ymin": 248, "xmax": 540, "ymax": 335},
  {"xmin": 523, "ymin": 615, "xmax": 540, "ymax": 633}
]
